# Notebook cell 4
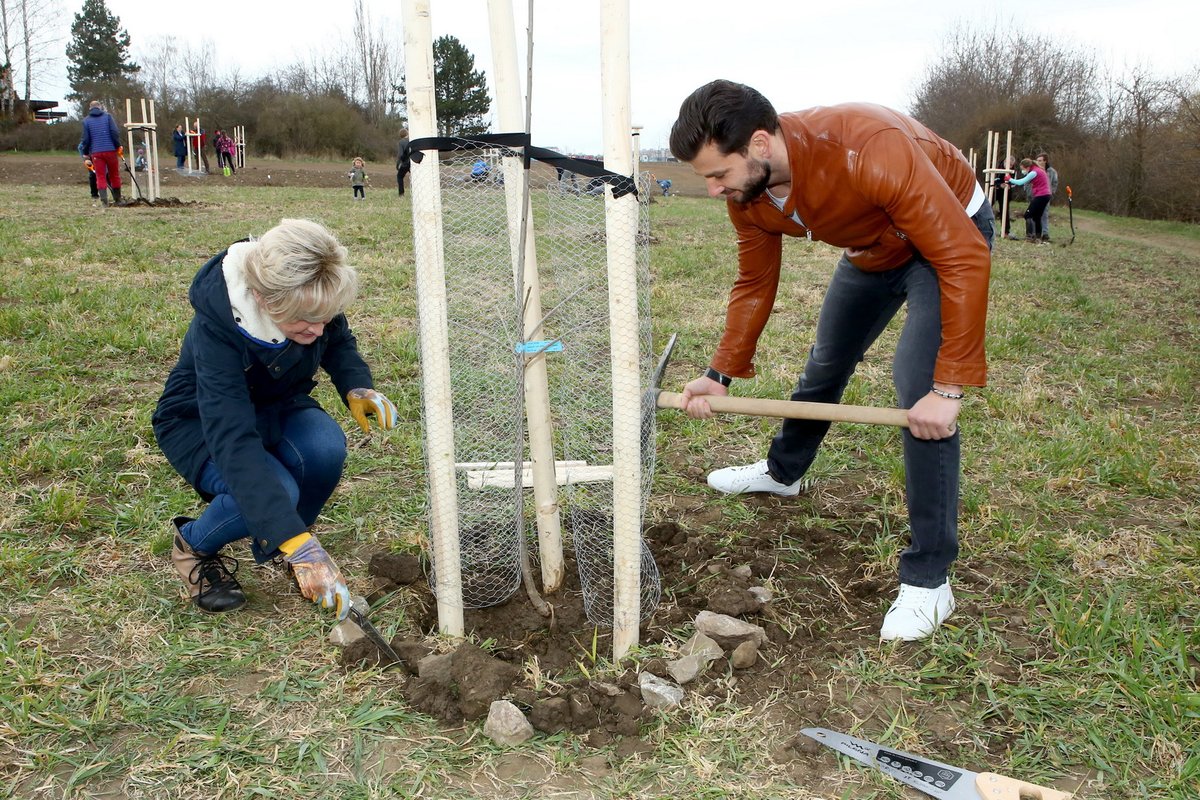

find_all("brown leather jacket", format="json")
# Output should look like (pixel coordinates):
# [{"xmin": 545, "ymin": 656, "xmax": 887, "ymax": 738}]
[{"xmin": 712, "ymin": 104, "xmax": 991, "ymax": 387}]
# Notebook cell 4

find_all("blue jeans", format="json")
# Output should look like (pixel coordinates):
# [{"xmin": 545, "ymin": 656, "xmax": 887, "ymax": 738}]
[
  {"xmin": 767, "ymin": 204, "xmax": 994, "ymax": 587},
  {"xmin": 181, "ymin": 406, "xmax": 347, "ymax": 557}
]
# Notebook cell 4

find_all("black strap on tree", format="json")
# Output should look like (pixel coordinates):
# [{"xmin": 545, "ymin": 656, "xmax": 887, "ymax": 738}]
[{"xmin": 407, "ymin": 132, "xmax": 638, "ymax": 198}]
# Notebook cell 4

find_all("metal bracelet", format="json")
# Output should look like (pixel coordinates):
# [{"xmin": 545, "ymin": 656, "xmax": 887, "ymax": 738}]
[{"xmin": 930, "ymin": 386, "xmax": 965, "ymax": 400}]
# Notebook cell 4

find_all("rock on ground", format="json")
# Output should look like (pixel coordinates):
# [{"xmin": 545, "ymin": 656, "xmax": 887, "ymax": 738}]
[{"xmin": 483, "ymin": 700, "xmax": 534, "ymax": 746}]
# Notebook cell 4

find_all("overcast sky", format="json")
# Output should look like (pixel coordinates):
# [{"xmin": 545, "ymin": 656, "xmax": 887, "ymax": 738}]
[{"xmin": 40, "ymin": 0, "xmax": 1199, "ymax": 155}]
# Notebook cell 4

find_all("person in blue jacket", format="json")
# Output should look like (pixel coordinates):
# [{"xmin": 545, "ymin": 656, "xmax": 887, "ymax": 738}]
[
  {"xmin": 173, "ymin": 124, "xmax": 187, "ymax": 169},
  {"xmin": 78, "ymin": 100, "xmax": 124, "ymax": 206},
  {"xmin": 152, "ymin": 218, "xmax": 398, "ymax": 617}
]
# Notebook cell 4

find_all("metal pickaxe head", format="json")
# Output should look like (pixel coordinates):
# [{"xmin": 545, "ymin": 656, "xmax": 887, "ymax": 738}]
[{"xmin": 640, "ymin": 332, "xmax": 678, "ymax": 455}]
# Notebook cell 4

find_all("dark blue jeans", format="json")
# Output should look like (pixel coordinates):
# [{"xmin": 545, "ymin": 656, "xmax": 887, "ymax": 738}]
[
  {"xmin": 768, "ymin": 204, "xmax": 994, "ymax": 587},
  {"xmin": 181, "ymin": 406, "xmax": 347, "ymax": 557}
]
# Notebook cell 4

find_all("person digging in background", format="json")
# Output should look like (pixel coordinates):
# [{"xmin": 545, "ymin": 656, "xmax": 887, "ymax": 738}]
[
  {"xmin": 152, "ymin": 218, "xmax": 398, "ymax": 618},
  {"xmin": 669, "ymin": 80, "xmax": 994, "ymax": 642},
  {"xmin": 78, "ymin": 100, "xmax": 124, "ymax": 207}
]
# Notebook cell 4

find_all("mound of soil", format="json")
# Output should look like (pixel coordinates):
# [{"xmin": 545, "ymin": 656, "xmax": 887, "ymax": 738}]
[
  {"xmin": 335, "ymin": 487, "xmax": 991, "ymax": 761},
  {"xmin": 115, "ymin": 196, "xmax": 198, "ymax": 207}
]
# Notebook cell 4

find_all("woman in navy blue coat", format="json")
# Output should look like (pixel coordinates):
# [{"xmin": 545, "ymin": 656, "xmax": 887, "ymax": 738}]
[{"xmin": 153, "ymin": 219, "xmax": 397, "ymax": 616}]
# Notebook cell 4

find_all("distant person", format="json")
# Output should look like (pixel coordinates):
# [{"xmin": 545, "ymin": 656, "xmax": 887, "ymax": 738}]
[
  {"xmin": 212, "ymin": 129, "xmax": 224, "ymax": 174},
  {"xmin": 991, "ymin": 155, "xmax": 1017, "ymax": 239},
  {"xmin": 470, "ymin": 158, "xmax": 490, "ymax": 182},
  {"xmin": 556, "ymin": 164, "xmax": 579, "ymax": 191},
  {"xmin": 195, "ymin": 127, "xmax": 211, "ymax": 173},
  {"xmin": 669, "ymin": 80, "xmax": 993, "ymax": 642},
  {"xmin": 1006, "ymin": 158, "xmax": 1052, "ymax": 243},
  {"xmin": 82, "ymin": 156, "xmax": 100, "ymax": 204},
  {"xmin": 349, "ymin": 157, "xmax": 368, "ymax": 200},
  {"xmin": 78, "ymin": 100, "xmax": 123, "ymax": 206},
  {"xmin": 173, "ymin": 124, "xmax": 187, "ymax": 170},
  {"xmin": 135, "ymin": 146, "xmax": 148, "ymax": 172},
  {"xmin": 218, "ymin": 131, "xmax": 237, "ymax": 175},
  {"xmin": 1035, "ymin": 153, "xmax": 1058, "ymax": 242},
  {"xmin": 657, "ymin": 178, "xmax": 672, "ymax": 196},
  {"xmin": 152, "ymin": 219, "xmax": 398, "ymax": 616},
  {"xmin": 396, "ymin": 129, "xmax": 411, "ymax": 196}
]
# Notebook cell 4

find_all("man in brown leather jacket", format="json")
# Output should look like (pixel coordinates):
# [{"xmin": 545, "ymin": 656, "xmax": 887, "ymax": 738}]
[{"xmin": 669, "ymin": 80, "xmax": 994, "ymax": 641}]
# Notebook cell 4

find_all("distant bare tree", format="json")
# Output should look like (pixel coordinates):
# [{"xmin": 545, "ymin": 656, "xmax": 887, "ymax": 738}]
[
  {"xmin": 911, "ymin": 21, "xmax": 1098, "ymax": 154},
  {"xmin": 1, "ymin": 0, "xmax": 63, "ymax": 110},
  {"xmin": 136, "ymin": 35, "xmax": 184, "ymax": 111},
  {"xmin": 303, "ymin": 48, "xmax": 358, "ymax": 101},
  {"xmin": 352, "ymin": 0, "xmax": 393, "ymax": 122},
  {"xmin": 1094, "ymin": 67, "xmax": 1199, "ymax": 218},
  {"xmin": 178, "ymin": 39, "xmax": 216, "ymax": 109}
]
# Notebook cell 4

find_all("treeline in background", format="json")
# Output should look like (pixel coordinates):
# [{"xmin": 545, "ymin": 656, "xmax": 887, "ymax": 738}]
[{"xmin": 2, "ymin": 1, "xmax": 1197, "ymax": 222}]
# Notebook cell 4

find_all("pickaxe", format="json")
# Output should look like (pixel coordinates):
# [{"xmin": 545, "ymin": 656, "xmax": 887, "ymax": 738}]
[{"xmin": 646, "ymin": 333, "xmax": 910, "ymax": 428}]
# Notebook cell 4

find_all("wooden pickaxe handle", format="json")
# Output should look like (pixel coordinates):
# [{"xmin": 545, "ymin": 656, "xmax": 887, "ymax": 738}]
[{"xmin": 656, "ymin": 390, "xmax": 909, "ymax": 428}]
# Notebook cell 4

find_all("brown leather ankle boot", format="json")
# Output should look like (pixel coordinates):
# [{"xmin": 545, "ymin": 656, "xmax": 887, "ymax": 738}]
[{"xmin": 170, "ymin": 517, "xmax": 247, "ymax": 612}]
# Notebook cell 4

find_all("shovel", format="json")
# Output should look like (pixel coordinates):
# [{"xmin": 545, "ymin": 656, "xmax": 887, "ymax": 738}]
[
  {"xmin": 347, "ymin": 600, "xmax": 404, "ymax": 669},
  {"xmin": 1064, "ymin": 185, "xmax": 1076, "ymax": 246},
  {"xmin": 118, "ymin": 146, "xmax": 143, "ymax": 201}
]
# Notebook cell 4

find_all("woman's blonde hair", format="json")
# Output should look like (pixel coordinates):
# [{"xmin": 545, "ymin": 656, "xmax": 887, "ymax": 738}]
[{"xmin": 243, "ymin": 219, "xmax": 358, "ymax": 323}]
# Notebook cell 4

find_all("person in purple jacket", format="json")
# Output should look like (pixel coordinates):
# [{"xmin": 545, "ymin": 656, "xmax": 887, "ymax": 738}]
[
  {"xmin": 1006, "ymin": 158, "xmax": 1053, "ymax": 243},
  {"xmin": 78, "ymin": 100, "xmax": 123, "ymax": 206}
]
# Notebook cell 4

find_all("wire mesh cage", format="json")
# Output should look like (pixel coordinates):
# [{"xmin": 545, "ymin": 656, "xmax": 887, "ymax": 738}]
[
  {"xmin": 411, "ymin": 137, "xmax": 660, "ymax": 624},
  {"xmin": 539, "ymin": 166, "xmax": 661, "ymax": 624}
]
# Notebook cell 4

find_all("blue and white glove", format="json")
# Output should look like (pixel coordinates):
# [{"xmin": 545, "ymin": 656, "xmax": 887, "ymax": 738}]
[{"xmin": 346, "ymin": 388, "xmax": 397, "ymax": 433}]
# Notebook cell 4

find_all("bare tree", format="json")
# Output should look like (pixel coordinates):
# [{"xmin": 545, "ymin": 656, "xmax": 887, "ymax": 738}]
[
  {"xmin": 136, "ymin": 34, "xmax": 184, "ymax": 110},
  {"xmin": 911, "ymin": 21, "xmax": 1099, "ymax": 153},
  {"xmin": 1, "ymin": 0, "xmax": 63, "ymax": 111},
  {"xmin": 178, "ymin": 39, "xmax": 216, "ymax": 109},
  {"xmin": 352, "ymin": 0, "xmax": 393, "ymax": 122}
]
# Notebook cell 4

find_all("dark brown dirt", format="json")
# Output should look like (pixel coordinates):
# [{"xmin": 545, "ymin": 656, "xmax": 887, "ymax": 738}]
[{"xmin": 340, "ymin": 478, "xmax": 1020, "ymax": 763}]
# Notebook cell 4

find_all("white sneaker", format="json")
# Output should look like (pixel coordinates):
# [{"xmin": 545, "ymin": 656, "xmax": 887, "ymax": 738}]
[
  {"xmin": 879, "ymin": 582, "xmax": 955, "ymax": 641},
  {"xmin": 707, "ymin": 460, "xmax": 802, "ymax": 496}
]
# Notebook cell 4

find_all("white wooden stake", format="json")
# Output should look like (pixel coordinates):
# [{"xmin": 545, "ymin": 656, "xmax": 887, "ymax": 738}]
[
  {"xmin": 124, "ymin": 99, "xmax": 139, "ymax": 200},
  {"xmin": 1002, "ymin": 130, "xmax": 1013, "ymax": 235},
  {"xmin": 148, "ymin": 99, "xmax": 161, "ymax": 201},
  {"xmin": 600, "ymin": 0, "xmax": 642, "ymax": 661},
  {"xmin": 402, "ymin": 0, "xmax": 463, "ymax": 639},
  {"xmin": 486, "ymin": 0, "xmax": 565, "ymax": 594}
]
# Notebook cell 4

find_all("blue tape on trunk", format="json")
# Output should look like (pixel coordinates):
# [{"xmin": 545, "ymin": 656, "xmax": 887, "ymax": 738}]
[{"xmin": 514, "ymin": 340, "xmax": 564, "ymax": 354}]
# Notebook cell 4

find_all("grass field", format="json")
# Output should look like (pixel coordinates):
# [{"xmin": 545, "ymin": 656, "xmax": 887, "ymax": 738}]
[{"xmin": 1, "ymin": 170, "xmax": 1198, "ymax": 799}]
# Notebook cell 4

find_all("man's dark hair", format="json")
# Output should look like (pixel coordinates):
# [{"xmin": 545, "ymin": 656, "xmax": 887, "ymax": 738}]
[{"xmin": 669, "ymin": 80, "xmax": 779, "ymax": 162}]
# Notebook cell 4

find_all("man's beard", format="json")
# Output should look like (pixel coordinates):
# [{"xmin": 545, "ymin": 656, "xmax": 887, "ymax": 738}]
[{"xmin": 734, "ymin": 158, "xmax": 771, "ymax": 205}]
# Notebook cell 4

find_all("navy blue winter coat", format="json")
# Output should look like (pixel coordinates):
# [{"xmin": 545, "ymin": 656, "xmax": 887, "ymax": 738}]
[
  {"xmin": 152, "ymin": 245, "xmax": 374, "ymax": 560},
  {"xmin": 79, "ymin": 106, "xmax": 122, "ymax": 155}
]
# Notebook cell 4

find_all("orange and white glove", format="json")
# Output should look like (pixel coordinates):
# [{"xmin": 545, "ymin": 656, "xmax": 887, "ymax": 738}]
[
  {"xmin": 346, "ymin": 388, "xmax": 397, "ymax": 433},
  {"xmin": 279, "ymin": 533, "xmax": 350, "ymax": 620}
]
